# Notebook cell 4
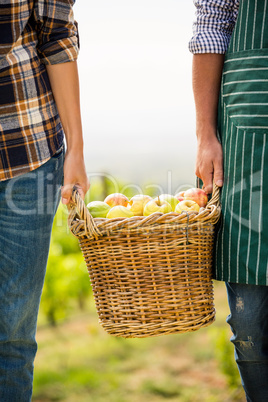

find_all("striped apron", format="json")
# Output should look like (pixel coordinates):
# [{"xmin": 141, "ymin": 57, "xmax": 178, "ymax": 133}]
[{"xmin": 214, "ymin": 0, "xmax": 268, "ymax": 285}]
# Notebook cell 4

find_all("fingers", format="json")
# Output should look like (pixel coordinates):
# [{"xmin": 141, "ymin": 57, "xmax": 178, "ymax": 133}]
[
  {"xmin": 61, "ymin": 174, "xmax": 90, "ymax": 205},
  {"xmin": 61, "ymin": 180, "xmax": 90, "ymax": 205},
  {"xmin": 213, "ymin": 157, "xmax": 224, "ymax": 188},
  {"xmin": 61, "ymin": 151, "xmax": 90, "ymax": 205},
  {"xmin": 195, "ymin": 135, "xmax": 224, "ymax": 194},
  {"xmin": 61, "ymin": 183, "xmax": 74, "ymax": 205},
  {"xmin": 201, "ymin": 170, "xmax": 214, "ymax": 195},
  {"xmin": 196, "ymin": 159, "xmax": 223, "ymax": 195}
]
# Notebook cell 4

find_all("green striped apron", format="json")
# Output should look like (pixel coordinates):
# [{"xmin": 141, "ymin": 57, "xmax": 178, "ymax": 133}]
[{"xmin": 214, "ymin": 0, "xmax": 268, "ymax": 285}]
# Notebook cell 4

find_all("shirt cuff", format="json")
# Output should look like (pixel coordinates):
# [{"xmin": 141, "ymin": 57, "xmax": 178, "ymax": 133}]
[
  {"xmin": 36, "ymin": 9, "xmax": 80, "ymax": 65},
  {"xmin": 39, "ymin": 37, "xmax": 79, "ymax": 65},
  {"xmin": 189, "ymin": 31, "xmax": 232, "ymax": 54}
]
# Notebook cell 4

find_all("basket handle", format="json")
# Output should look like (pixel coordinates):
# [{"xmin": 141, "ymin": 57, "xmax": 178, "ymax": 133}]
[
  {"xmin": 68, "ymin": 187, "xmax": 102, "ymax": 239},
  {"xmin": 196, "ymin": 177, "xmax": 221, "ymax": 208},
  {"xmin": 207, "ymin": 182, "xmax": 221, "ymax": 208}
]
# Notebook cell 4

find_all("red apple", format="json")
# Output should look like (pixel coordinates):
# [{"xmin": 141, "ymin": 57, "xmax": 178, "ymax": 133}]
[
  {"xmin": 174, "ymin": 191, "xmax": 185, "ymax": 202},
  {"xmin": 104, "ymin": 193, "xmax": 129, "ymax": 208},
  {"xmin": 183, "ymin": 188, "xmax": 208, "ymax": 208}
]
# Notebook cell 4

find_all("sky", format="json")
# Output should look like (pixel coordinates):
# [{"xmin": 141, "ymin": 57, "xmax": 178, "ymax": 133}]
[{"xmin": 74, "ymin": 0, "xmax": 197, "ymax": 193}]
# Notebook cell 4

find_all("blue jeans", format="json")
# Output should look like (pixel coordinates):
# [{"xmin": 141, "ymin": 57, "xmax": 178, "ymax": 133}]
[
  {"xmin": 0, "ymin": 147, "xmax": 64, "ymax": 401},
  {"xmin": 226, "ymin": 282, "xmax": 268, "ymax": 402}
]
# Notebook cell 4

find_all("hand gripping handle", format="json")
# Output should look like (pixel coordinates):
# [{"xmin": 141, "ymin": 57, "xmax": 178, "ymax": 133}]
[{"xmin": 68, "ymin": 187, "xmax": 102, "ymax": 239}]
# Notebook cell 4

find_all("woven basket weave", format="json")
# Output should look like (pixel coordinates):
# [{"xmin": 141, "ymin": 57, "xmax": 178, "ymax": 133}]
[{"xmin": 68, "ymin": 183, "xmax": 221, "ymax": 338}]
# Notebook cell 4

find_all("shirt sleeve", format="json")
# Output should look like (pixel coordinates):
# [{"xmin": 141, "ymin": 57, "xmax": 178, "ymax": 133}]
[
  {"xmin": 33, "ymin": 0, "xmax": 79, "ymax": 65},
  {"xmin": 189, "ymin": 0, "xmax": 240, "ymax": 54}
]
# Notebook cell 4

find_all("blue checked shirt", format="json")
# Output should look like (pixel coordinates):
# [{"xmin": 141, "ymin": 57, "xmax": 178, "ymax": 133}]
[{"xmin": 189, "ymin": 0, "xmax": 240, "ymax": 54}]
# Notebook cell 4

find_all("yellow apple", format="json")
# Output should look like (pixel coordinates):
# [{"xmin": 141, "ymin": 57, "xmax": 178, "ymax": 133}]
[
  {"xmin": 104, "ymin": 193, "xmax": 129, "ymax": 208},
  {"xmin": 106, "ymin": 205, "xmax": 134, "ymax": 219},
  {"xmin": 175, "ymin": 200, "xmax": 200, "ymax": 214},
  {"xmin": 183, "ymin": 188, "xmax": 208, "ymax": 208},
  {"xmin": 143, "ymin": 197, "xmax": 172, "ymax": 216},
  {"xmin": 87, "ymin": 201, "xmax": 111, "ymax": 218},
  {"xmin": 128, "ymin": 194, "xmax": 152, "ymax": 216},
  {"xmin": 158, "ymin": 194, "xmax": 179, "ymax": 211}
]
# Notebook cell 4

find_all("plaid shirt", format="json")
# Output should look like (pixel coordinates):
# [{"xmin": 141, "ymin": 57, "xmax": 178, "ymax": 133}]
[
  {"xmin": 0, "ymin": 0, "xmax": 79, "ymax": 181},
  {"xmin": 189, "ymin": 0, "xmax": 240, "ymax": 54}
]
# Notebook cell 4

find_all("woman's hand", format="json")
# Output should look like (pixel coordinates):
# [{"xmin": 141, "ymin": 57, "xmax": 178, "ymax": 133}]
[
  {"xmin": 195, "ymin": 134, "xmax": 223, "ymax": 194},
  {"xmin": 61, "ymin": 150, "xmax": 90, "ymax": 204},
  {"xmin": 46, "ymin": 62, "xmax": 89, "ymax": 204}
]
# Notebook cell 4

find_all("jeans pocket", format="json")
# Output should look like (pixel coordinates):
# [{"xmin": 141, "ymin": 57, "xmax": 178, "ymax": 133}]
[{"xmin": 52, "ymin": 143, "xmax": 65, "ymax": 159}]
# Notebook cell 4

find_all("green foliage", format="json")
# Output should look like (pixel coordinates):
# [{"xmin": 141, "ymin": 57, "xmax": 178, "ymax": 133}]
[
  {"xmin": 141, "ymin": 378, "xmax": 181, "ymax": 398},
  {"xmin": 33, "ymin": 308, "xmax": 246, "ymax": 402}
]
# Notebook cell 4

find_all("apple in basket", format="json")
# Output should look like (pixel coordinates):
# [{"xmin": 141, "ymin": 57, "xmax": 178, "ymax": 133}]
[
  {"xmin": 143, "ymin": 197, "xmax": 172, "ymax": 216},
  {"xmin": 128, "ymin": 194, "xmax": 152, "ymax": 216},
  {"xmin": 106, "ymin": 205, "xmax": 134, "ymax": 219},
  {"xmin": 175, "ymin": 199, "xmax": 200, "ymax": 214},
  {"xmin": 183, "ymin": 188, "xmax": 208, "ymax": 208},
  {"xmin": 158, "ymin": 194, "xmax": 179, "ymax": 211},
  {"xmin": 86, "ymin": 201, "xmax": 111, "ymax": 218},
  {"xmin": 174, "ymin": 191, "xmax": 185, "ymax": 202},
  {"xmin": 104, "ymin": 193, "xmax": 129, "ymax": 208}
]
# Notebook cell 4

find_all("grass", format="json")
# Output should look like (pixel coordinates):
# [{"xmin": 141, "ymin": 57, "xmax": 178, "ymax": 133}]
[{"xmin": 33, "ymin": 281, "xmax": 246, "ymax": 402}]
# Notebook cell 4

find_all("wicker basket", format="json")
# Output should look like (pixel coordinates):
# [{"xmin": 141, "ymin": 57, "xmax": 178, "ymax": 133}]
[{"xmin": 68, "ymin": 183, "xmax": 221, "ymax": 338}]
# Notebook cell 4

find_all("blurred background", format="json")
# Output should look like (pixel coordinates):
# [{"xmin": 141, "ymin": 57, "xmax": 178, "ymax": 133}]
[
  {"xmin": 33, "ymin": 1, "xmax": 246, "ymax": 401},
  {"xmin": 76, "ymin": 0, "xmax": 197, "ymax": 193}
]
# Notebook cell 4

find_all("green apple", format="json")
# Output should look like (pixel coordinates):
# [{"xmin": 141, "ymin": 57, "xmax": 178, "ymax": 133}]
[
  {"xmin": 106, "ymin": 205, "xmax": 134, "ymax": 219},
  {"xmin": 143, "ymin": 197, "xmax": 172, "ymax": 216},
  {"xmin": 87, "ymin": 201, "xmax": 111, "ymax": 218},
  {"xmin": 128, "ymin": 194, "xmax": 152, "ymax": 216},
  {"xmin": 175, "ymin": 200, "xmax": 200, "ymax": 214},
  {"xmin": 158, "ymin": 194, "xmax": 179, "ymax": 211}
]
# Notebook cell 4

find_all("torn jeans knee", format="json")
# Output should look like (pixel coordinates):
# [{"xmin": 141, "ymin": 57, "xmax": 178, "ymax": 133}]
[
  {"xmin": 226, "ymin": 282, "xmax": 268, "ymax": 363},
  {"xmin": 235, "ymin": 296, "xmax": 244, "ymax": 313}
]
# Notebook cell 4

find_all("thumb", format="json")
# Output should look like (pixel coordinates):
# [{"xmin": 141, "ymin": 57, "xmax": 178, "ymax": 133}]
[{"xmin": 213, "ymin": 159, "xmax": 224, "ymax": 187}]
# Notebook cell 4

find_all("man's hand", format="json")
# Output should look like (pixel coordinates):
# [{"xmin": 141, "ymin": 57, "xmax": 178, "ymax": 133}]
[
  {"xmin": 192, "ymin": 54, "xmax": 225, "ymax": 194},
  {"xmin": 61, "ymin": 150, "xmax": 90, "ymax": 204},
  {"xmin": 195, "ymin": 134, "xmax": 223, "ymax": 194}
]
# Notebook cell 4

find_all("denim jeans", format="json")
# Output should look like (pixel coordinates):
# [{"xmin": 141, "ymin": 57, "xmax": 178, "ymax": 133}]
[
  {"xmin": 0, "ymin": 146, "xmax": 64, "ymax": 401},
  {"xmin": 226, "ymin": 282, "xmax": 268, "ymax": 402}
]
